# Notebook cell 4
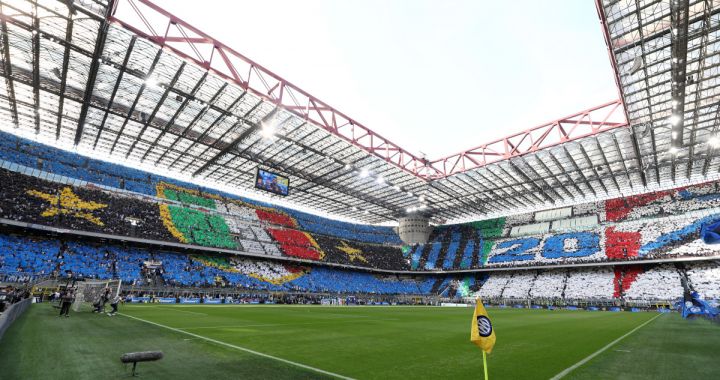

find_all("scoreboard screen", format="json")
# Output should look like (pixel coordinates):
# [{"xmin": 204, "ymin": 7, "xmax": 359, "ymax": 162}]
[{"xmin": 255, "ymin": 168, "xmax": 290, "ymax": 196}]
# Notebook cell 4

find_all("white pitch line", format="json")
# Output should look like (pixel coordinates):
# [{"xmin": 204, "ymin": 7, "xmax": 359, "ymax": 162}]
[
  {"xmin": 176, "ymin": 318, "xmax": 401, "ymax": 330},
  {"xmin": 148, "ymin": 306, "xmax": 208, "ymax": 316},
  {"xmin": 550, "ymin": 313, "xmax": 663, "ymax": 380},
  {"xmin": 119, "ymin": 313, "xmax": 355, "ymax": 380}
]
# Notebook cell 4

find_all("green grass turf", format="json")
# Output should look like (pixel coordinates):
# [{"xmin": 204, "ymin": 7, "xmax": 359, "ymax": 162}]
[{"xmin": 0, "ymin": 304, "xmax": 718, "ymax": 380}]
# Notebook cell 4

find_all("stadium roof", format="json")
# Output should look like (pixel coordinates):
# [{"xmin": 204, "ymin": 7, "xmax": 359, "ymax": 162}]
[{"xmin": 0, "ymin": 0, "xmax": 716, "ymax": 224}]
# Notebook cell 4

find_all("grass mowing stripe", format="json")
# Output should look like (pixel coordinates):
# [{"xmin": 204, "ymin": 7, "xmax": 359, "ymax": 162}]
[
  {"xmin": 177, "ymin": 319, "xmax": 400, "ymax": 330},
  {"xmin": 119, "ymin": 312, "xmax": 355, "ymax": 380},
  {"xmin": 149, "ymin": 306, "xmax": 208, "ymax": 316},
  {"xmin": 550, "ymin": 313, "xmax": 663, "ymax": 380}
]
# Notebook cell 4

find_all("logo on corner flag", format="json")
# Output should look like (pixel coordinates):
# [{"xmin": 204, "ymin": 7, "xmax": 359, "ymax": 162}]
[
  {"xmin": 471, "ymin": 298, "xmax": 496, "ymax": 354},
  {"xmin": 477, "ymin": 316, "xmax": 493, "ymax": 337}
]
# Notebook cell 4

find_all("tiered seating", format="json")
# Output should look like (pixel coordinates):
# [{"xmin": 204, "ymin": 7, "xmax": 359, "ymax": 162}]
[
  {"xmin": 501, "ymin": 272, "xmax": 536, "ymax": 298},
  {"xmin": 458, "ymin": 239, "xmax": 475, "ymax": 269},
  {"xmin": 563, "ymin": 267, "xmax": 615, "ymax": 300},
  {"xmin": 442, "ymin": 231, "xmax": 462, "ymax": 269},
  {"xmin": 0, "ymin": 129, "xmax": 401, "ymax": 246},
  {"xmin": 423, "ymin": 242, "xmax": 443, "ymax": 270},
  {"xmin": 0, "ymin": 234, "xmax": 59, "ymax": 276},
  {"xmin": 528, "ymin": 270, "xmax": 566, "ymax": 299},
  {"xmin": 4, "ymin": 127, "xmax": 720, "ymax": 274},
  {"xmin": 0, "ymin": 166, "xmax": 410, "ymax": 269},
  {"xmin": 0, "ymin": 233, "xmax": 433, "ymax": 295},
  {"xmin": 267, "ymin": 228, "xmax": 322, "ymax": 260},
  {"xmin": 165, "ymin": 205, "xmax": 236, "ymax": 249},
  {"xmin": 623, "ymin": 265, "xmax": 683, "ymax": 301},
  {"xmin": 61, "ymin": 242, "xmax": 114, "ymax": 279},
  {"xmin": 476, "ymin": 273, "xmax": 512, "ymax": 299},
  {"xmin": 687, "ymin": 263, "xmax": 720, "ymax": 299}
]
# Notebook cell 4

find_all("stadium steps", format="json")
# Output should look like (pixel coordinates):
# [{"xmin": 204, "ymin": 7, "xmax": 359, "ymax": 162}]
[
  {"xmin": 433, "ymin": 230, "xmax": 454, "ymax": 270},
  {"xmin": 560, "ymin": 269, "xmax": 569, "ymax": 298},
  {"xmin": 451, "ymin": 228, "xmax": 471, "ymax": 268},
  {"xmin": 470, "ymin": 231, "xmax": 482, "ymax": 268},
  {"xmin": 429, "ymin": 278, "xmax": 446, "ymax": 294}
]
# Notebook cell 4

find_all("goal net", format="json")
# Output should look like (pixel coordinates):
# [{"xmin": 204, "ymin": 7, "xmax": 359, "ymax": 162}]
[{"xmin": 72, "ymin": 279, "xmax": 122, "ymax": 312}]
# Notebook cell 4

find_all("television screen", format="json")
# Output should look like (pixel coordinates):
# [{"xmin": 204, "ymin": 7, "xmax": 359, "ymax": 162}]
[{"xmin": 255, "ymin": 168, "xmax": 290, "ymax": 196}]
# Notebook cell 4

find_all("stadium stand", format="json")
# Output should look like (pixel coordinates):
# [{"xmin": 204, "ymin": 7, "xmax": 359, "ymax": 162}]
[
  {"xmin": 0, "ymin": 233, "xmax": 434, "ymax": 295},
  {"xmin": 2, "ymin": 229, "xmax": 717, "ymax": 303}
]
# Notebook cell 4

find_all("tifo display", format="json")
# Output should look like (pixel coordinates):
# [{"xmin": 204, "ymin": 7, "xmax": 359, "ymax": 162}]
[{"xmin": 2, "ymin": 131, "xmax": 720, "ymax": 274}]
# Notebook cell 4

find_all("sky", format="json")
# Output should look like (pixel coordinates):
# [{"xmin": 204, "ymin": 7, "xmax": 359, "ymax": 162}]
[{"xmin": 135, "ymin": 0, "xmax": 620, "ymax": 159}]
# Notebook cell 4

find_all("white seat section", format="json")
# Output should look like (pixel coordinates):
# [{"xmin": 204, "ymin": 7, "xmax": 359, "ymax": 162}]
[
  {"xmin": 238, "ymin": 225, "xmax": 257, "ymax": 240},
  {"xmin": 251, "ymin": 226, "xmax": 272, "ymax": 242},
  {"xmin": 687, "ymin": 263, "xmax": 720, "ymax": 299},
  {"xmin": 475, "ymin": 273, "xmax": 512, "ymax": 299},
  {"xmin": 624, "ymin": 265, "xmax": 683, "ymax": 301},
  {"xmin": 222, "ymin": 215, "xmax": 243, "ymax": 234},
  {"xmin": 225, "ymin": 203, "xmax": 261, "ymax": 222},
  {"xmin": 262, "ymin": 242, "xmax": 282, "ymax": 256},
  {"xmin": 529, "ymin": 270, "xmax": 566, "ymax": 298},
  {"xmin": 501, "ymin": 272, "xmax": 535, "ymax": 298},
  {"xmin": 563, "ymin": 267, "xmax": 614, "ymax": 299},
  {"xmin": 239, "ymin": 239, "xmax": 266, "ymax": 255}
]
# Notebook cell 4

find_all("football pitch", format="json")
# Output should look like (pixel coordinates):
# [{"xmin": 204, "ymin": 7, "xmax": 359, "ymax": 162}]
[{"xmin": 1, "ymin": 304, "xmax": 719, "ymax": 379}]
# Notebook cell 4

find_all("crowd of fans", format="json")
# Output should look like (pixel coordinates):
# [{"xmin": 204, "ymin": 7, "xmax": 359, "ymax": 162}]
[
  {"xmin": 0, "ymin": 130, "xmax": 400, "ymax": 244},
  {"xmin": 0, "ymin": 166, "xmax": 409, "ymax": 270},
  {"xmin": 1, "ymin": 231, "xmax": 719, "ymax": 302},
  {"xmin": 2, "ymin": 129, "xmax": 720, "ymax": 273},
  {"xmin": 0, "ymin": 285, "xmax": 29, "ymax": 313},
  {"xmin": 0, "ymin": 233, "xmax": 434, "ymax": 295}
]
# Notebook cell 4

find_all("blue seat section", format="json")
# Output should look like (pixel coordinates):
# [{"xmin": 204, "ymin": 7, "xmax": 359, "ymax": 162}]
[
  {"xmin": 61, "ymin": 242, "xmax": 114, "ymax": 279},
  {"xmin": 0, "ymin": 234, "xmax": 59, "ymax": 276},
  {"xmin": 0, "ymin": 233, "xmax": 437, "ymax": 295},
  {"xmin": 424, "ymin": 242, "xmax": 443, "ymax": 270},
  {"xmin": 459, "ymin": 239, "xmax": 475, "ymax": 269},
  {"xmin": 442, "ymin": 232, "xmax": 462, "ymax": 269},
  {"xmin": 0, "ymin": 130, "xmax": 401, "ymax": 245}
]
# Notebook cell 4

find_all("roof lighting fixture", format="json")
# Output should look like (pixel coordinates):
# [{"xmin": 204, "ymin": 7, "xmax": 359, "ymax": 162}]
[
  {"xmin": 668, "ymin": 146, "xmax": 679, "ymax": 155},
  {"xmin": 344, "ymin": 163, "xmax": 352, "ymax": 170},
  {"xmin": 363, "ymin": 210, "xmax": 369, "ymax": 215},
  {"xmin": 407, "ymin": 191, "xmax": 414, "ymax": 197},
  {"xmin": 709, "ymin": 136, "xmax": 720, "ymax": 148},
  {"xmin": 145, "ymin": 76, "xmax": 159, "ymax": 89},
  {"xmin": 668, "ymin": 114, "xmax": 681, "ymax": 125},
  {"xmin": 376, "ymin": 176, "xmax": 384, "ymax": 184},
  {"xmin": 394, "ymin": 185, "xmax": 401, "ymax": 191},
  {"xmin": 260, "ymin": 124, "xmax": 275, "ymax": 139},
  {"xmin": 359, "ymin": 168, "xmax": 369, "ymax": 178}
]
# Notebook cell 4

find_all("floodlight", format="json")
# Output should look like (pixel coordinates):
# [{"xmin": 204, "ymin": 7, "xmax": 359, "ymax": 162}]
[
  {"xmin": 668, "ymin": 114, "xmax": 681, "ymax": 125},
  {"xmin": 709, "ymin": 136, "xmax": 720, "ymax": 148}
]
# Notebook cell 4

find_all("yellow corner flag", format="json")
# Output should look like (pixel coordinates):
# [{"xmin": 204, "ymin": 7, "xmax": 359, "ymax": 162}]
[{"xmin": 470, "ymin": 298, "xmax": 496, "ymax": 353}]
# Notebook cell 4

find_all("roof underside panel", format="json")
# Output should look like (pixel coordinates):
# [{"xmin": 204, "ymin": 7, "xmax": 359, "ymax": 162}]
[{"xmin": 3, "ymin": 0, "xmax": 720, "ymax": 225}]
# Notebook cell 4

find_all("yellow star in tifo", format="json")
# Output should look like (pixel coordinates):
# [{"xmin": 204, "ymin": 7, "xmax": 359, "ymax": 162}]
[
  {"xmin": 336, "ymin": 240, "xmax": 368, "ymax": 263},
  {"xmin": 26, "ymin": 187, "xmax": 107, "ymax": 226}
]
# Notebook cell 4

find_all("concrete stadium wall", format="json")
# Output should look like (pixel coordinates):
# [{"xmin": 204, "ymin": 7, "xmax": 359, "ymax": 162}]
[{"xmin": 0, "ymin": 298, "xmax": 31, "ymax": 342}]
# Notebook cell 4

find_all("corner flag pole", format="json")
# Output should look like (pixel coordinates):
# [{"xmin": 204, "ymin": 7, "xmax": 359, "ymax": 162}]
[{"xmin": 482, "ymin": 351, "xmax": 489, "ymax": 380}]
